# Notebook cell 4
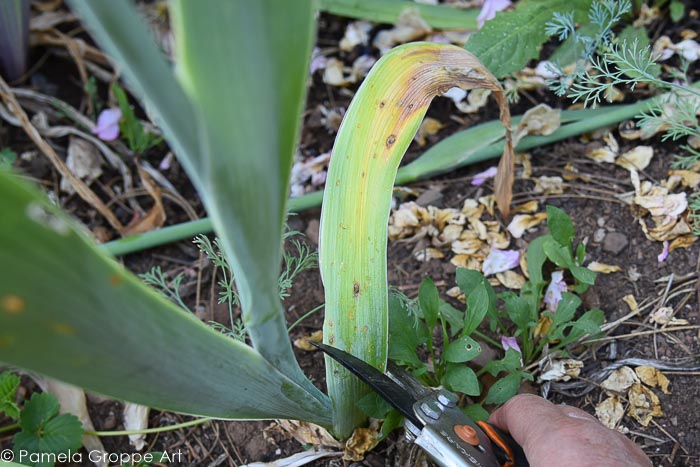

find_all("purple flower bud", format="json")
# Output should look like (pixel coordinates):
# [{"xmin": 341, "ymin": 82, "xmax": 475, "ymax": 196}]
[
  {"xmin": 501, "ymin": 335, "xmax": 521, "ymax": 354},
  {"xmin": 544, "ymin": 270, "xmax": 567, "ymax": 312}
]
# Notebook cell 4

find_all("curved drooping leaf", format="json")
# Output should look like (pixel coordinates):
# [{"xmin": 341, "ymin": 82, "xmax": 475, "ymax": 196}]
[
  {"xmin": 0, "ymin": 172, "xmax": 331, "ymax": 426},
  {"xmin": 319, "ymin": 42, "xmax": 512, "ymax": 437}
]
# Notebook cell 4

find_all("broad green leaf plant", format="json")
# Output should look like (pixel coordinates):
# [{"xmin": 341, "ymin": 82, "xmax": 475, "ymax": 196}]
[{"xmin": 0, "ymin": 0, "xmax": 513, "ymax": 441}]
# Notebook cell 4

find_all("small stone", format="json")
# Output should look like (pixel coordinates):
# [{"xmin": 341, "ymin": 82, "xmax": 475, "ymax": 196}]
[
  {"xmin": 603, "ymin": 232, "xmax": 629, "ymax": 255},
  {"xmin": 305, "ymin": 219, "xmax": 320, "ymax": 245},
  {"xmin": 415, "ymin": 189, "xmax": 443, "ymax": 207},
  {"xmin": 593, "ymin": 228, "xmax": 606, "ymax": 243},
  {"xmin": 671, "ymin": 416, "xmax": 678, "ymax": 426}
]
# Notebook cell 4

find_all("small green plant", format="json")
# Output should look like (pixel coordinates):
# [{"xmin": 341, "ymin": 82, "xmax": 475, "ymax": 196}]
[
  {"xmin": 544, "ymin": 0, "xmax": 635, "ymax": 99},
  {"xmin": 0, "ymin": 147, "xmax": 17, "ymax": 170},
  {"xmin": 464, "ymin": 0, "xmax": 594, "ymax": 78},
  {"xmin": 112, "ymin": 84, "xmax": 163, "ymax": 154},
  {"xmin": 141, "ymin": 229, "xmax": 317, "ymax": 342},
  {"xmin": 543, "ymin": 0, "xmax": 700, "ymax": 171},
  {"xmin": 373, "ymin": 206, "xmax": 603, "ymax": 430},
  {"xmin": 1, "ymin": 371, "xmax": 83, "ymax": 467},
  {"xmin": 690, "ymin": 194, "xmax": 700, "ymax": 236}
]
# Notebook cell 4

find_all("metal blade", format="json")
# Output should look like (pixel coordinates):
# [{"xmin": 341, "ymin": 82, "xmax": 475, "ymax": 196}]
[{"xmin": 311, "ymin": 341, "xmax": 423, "ymax": 428}]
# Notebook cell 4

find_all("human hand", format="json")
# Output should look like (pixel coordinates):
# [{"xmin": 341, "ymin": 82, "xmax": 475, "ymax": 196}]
[{"xmin": 489, "ymin": 394, "xmax": 652, "ymax": 467}]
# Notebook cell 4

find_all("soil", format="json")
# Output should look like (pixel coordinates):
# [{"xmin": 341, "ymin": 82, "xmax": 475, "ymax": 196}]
[{"xmin": 1, "ymin": 4, "xmax": 699, "ymax": 467}]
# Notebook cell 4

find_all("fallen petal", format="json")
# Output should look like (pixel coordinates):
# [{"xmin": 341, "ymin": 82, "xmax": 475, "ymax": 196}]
[
  {"xmin": 635, "ymin": 366, "xmax": 671, "ymax": 395},
  {"xmin": 92, "ymin": 108, "xmax": 122, "ymax": 141},
  {"xmin": 601, "ymin": 366, "xmax": 639, "ymax": 394},
  {"xmin": 615, "ymin": 146, "xmax": 654, "ymax": 171},
  {"xmin": 507, "ymin": 213, "xmax": 547, "ymax": 238},
  {"xmin": 595, "ymin": 395, "xmax": 624, "ymax": 429},
  {"xmin": 471, "ymin": 166, "xmax": 498, "ymax": 186},
  {"xmin": 657, "ymin": 240, "xmax": 670, "ymax": 262},
  {"xmin": 538, "ymin": 358, "xmax": 583, "ymax": 382},
  {"xmin": 482, "ymin": 248, "xmax": 519, "ymax": 275},
  {"xmin": 627, "ymin": 383, "xmax": 663, "ymax": 426},
  {"xmin": 477, "ymin": 0, "xmax": 512, "ymax": 28},
  {"xmin": 587, "ymin": 262, "xmax": 622, "ymax": 273}
]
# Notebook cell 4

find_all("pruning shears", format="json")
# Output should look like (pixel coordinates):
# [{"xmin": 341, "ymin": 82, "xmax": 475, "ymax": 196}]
[{"xmin": 312, "ymin": 342, "xmax": 528, "ymax": 467}]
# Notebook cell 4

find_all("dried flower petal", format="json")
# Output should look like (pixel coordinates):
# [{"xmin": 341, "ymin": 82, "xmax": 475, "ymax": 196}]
[
  {"xmin": 482, "ymin": 248, "xmax": 519, "ymax": 275},
  {"xmin": 615, "ymin": 146, "xmax": 654, "ymax": 171},
  {"xmin": 507, "ymin": 213, "xmax": 547, "ymax": 238},
  {"xmin": 587, "ymin": 262, "xmax": 621, "ymax": 273},
  {"xmin": 601, "ymin": 366, "xmax": 639, "ymax": 393},
  {"xmin": 595, "ymin": 395, "xmax": 624, "ymax": 429}
]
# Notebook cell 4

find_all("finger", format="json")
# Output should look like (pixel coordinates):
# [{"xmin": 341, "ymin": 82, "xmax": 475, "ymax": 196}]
[{"xmin": 488, "ymin": 394, "xmax": 563, "ymax": 454}]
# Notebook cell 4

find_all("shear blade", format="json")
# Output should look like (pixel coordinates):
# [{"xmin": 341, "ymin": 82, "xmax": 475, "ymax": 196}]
[{"xmin": 311, "ymin": 341, "xmax": 423, "ymax": 428}]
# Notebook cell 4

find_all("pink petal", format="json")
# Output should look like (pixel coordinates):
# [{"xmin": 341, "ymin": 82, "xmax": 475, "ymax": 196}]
[
  {"xmin": 309, "ymin": 47, "xmax": 328, "ymax": 74},
  {"xmin": 500, "ymin": 336, "xmax": 521, "ymax": 354},
  {"xmin": 471, "ymin": 166, "xmax": 498, "ymax": 186},
  {"xmin": 544, "ymin": 270, "xmax": 567, "ymax": 312},
  {"xmin": 482, "ymin": 248, "xmax": 520, "ymax": 275},
  {"xmin": 477, "ymin": 0, "xmax": 512, "ymax": 29},
  {"xmin": 93, "ymin": 108, "xmax": 122, "ymax": 141},
  {"xmin": 657, "ymin": 241, "xmax": 670, "ymax": 263}
]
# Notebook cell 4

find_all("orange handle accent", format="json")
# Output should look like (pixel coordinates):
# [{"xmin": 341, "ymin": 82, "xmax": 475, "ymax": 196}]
[
  {"xmin": 453, "ymin": 424, "xmax": 480, "ymax": 446},
  {"xmin": 476, "ymin": 421, "xmax": 515, "ymax": 467}
]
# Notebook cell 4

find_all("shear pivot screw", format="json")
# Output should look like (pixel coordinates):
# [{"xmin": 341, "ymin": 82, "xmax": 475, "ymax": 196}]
[
  {"xmin": 437, "ymin": 390, "xmax": 458, "ymax": 408},
  {"xmin": 420, "ymin": 401, "xmax": 441, "ymax": 420}
]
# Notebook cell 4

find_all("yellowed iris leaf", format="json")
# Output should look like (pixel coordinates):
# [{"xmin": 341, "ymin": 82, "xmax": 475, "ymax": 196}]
[
  {"xmin": 319, "ymin": 42, "xmax": 512, "ymax": 436},
  {"xmin": 343, "ymin": 426, "xmax": 379, "ymax": 461}
]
